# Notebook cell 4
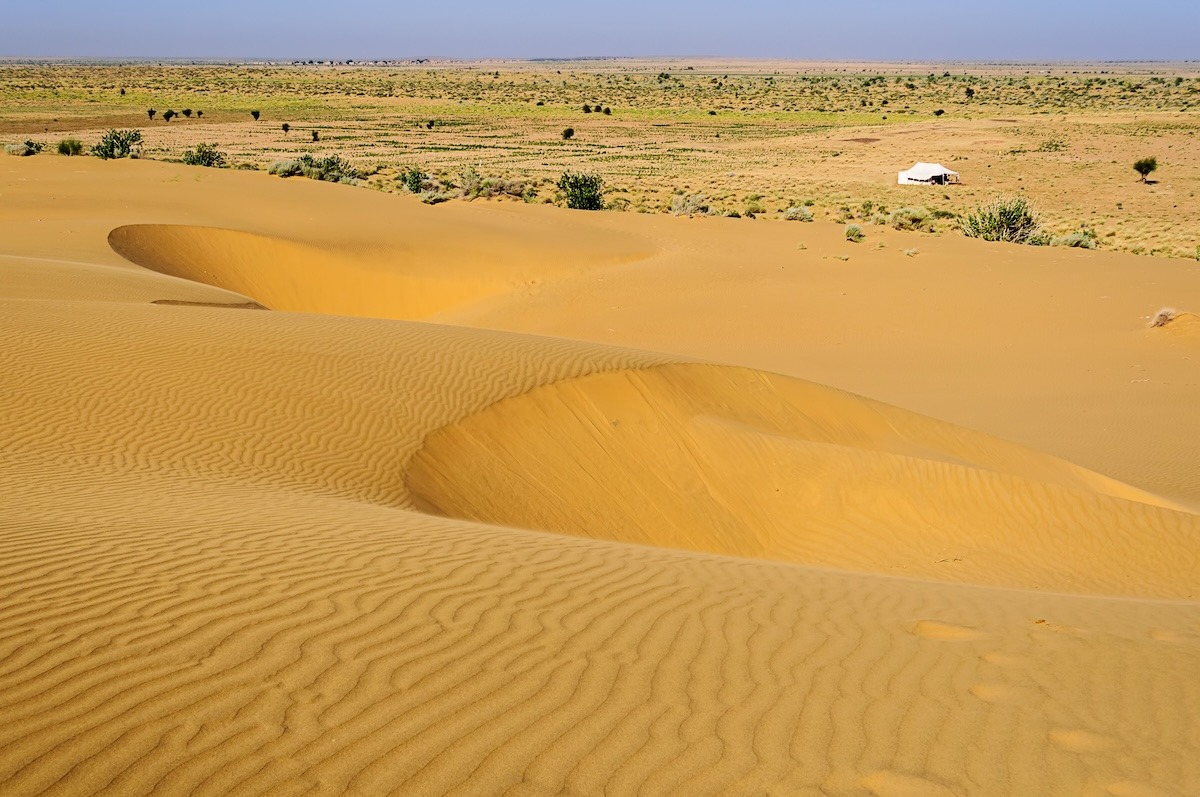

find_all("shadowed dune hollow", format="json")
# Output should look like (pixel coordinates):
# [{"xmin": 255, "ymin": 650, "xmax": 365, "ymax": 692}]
[{"xmin": 109, "ymin": 221, "xmax": 652, "ymax": 320}]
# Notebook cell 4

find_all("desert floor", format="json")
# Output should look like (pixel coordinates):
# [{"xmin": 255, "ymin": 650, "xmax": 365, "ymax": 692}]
[
  {"xmin": 3, "ymin": 60, "xmax": 1199, "ymax": 257},
  {"xmin": 2, "ymin": 68, "xmax": 1200, "ymax": 796}
]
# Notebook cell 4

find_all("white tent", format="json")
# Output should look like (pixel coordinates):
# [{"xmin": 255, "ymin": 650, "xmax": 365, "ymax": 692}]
[{"xmin": 898, "ymin": 162, "xmax": 960, "ymax": 186}]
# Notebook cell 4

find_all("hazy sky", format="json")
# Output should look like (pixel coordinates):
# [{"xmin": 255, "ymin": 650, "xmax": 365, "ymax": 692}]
[{"xmin": 3, "ymin": 1, "xmax": 1198, "ymax": 61}]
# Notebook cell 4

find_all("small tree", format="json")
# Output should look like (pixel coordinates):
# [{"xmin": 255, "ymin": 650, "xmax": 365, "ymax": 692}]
[
  {"xmin": 582, "ymin": 104, "xmax": 592, "ymax": 113},
  {"xmin": 281, "ymin": 123, "xmax": 290, "ymax": 135},
  {"xmin": 561, "ymin": 127, "xmax": 575, "ymax": 140},
  {"xmin": 147, "ymin": 108, "xmax": 157, "ymax": 121},
  {"xmin": 163, "ymin": 109, "xmax": 176, "ymax": 123},
  {"xmin": 1134, "ymin": 156, "xmax": 1158, "ymax": 182},
  {"xmin": 251, "ymin": 110, "xmax": 261, "ymax": 121},
  {"xmin": 557, "ymin": 171, "xmax": 604, "ymax": 210},
  {"xmin": 195, "ymin": 110, "xmax": 203, "ymax": 118},
  {"xmin": 965, "ymin": 87, "xmax": 975, "ymax": 100},
  {"xmin": 312, "ymin": 130, "xmax": 320, "ymax": 142},
  {"xmin": 181, "ymin": 109, "xmax": 192, "ymax": 118}
]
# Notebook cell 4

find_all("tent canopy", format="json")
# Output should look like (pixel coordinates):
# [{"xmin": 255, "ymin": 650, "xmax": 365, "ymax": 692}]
[{"xmin": 898, "ymin": 162, "xmax": 960, "ymax": 185}]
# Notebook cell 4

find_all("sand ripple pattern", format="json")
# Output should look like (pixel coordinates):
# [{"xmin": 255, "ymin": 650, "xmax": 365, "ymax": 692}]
[{"xmin": 3, "ymin": 298, "xmax": 1200, "ymax": 795}]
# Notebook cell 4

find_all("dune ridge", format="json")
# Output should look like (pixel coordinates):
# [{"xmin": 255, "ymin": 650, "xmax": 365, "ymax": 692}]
[{"xmin": 2, "ymin": 156, "xmax": 1199, "ymax": 795}]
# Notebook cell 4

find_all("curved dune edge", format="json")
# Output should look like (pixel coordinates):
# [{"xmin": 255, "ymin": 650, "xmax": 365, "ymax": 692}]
[
  {"xmin": 109, "ymin": 221, "xmax": 653, "ymax": 321},
  {"xmin": 407, "ymin": 362, "xmax": 1200, "ymax": 597}
]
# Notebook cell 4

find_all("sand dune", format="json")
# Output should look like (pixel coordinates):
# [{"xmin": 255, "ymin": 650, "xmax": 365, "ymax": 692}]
[
  {"xmin": 408, "ymin": 363, "xmax": 1197, "ymax": 596},
  {"xmin": 3, "ymin": 156, "xmax": 1199, "ymax": 795}
]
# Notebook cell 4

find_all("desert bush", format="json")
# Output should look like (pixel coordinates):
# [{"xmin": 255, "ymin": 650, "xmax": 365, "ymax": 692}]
[
  {"xmin": 5, "ymin": 139, "xmax": 43, "ymax": 156},
  {"xmin": 903, "ymin": 248, "xmax": 920, "ymax": 257},
  {"xmin": 561, "ymin": 127, "xmax": 574, "ymax": 140},
  {"xmin": 147, "ymin": 108, "xmax": 156, "ymax": 121},
  {"xmin": 845, "ymin": 224, "xmax": 865, "ymax": 242},
  {"xmin": 181, "ymin": 109, "xmax": 192, "ymax": 118},
  {"xmin": 670, "ymin": 193, "xmax": 712, "ymax": 216},
  {"xmin": 296, "ymin": 154, "xmax": 360, "ymax": 183},
  {"xmin": 582, "ymin": 104, "xmax": 592, "ymax": 113},
  {"xmin": 557, "ymin": 171, "xmax": 605, "ymax": 210},
  {"xmin": 281, "ymin": 123, "xmax": 290, "ymax": 134},
  {"xmin": 57, "ymin": 138, "xmax": 84, "ymax": 156},
  {"xmin": 960, "ymin": 196, "xmax": 1048, "ymax": 245},
  {"xmin": 783, "ymin": 206, "xmax": 813, "ymax": 221},
  {"xmin": 1051, "ymin": 229, "xmax": 1098, "ymax": 249},
  {"xmin": 1134, "ymin": 156, "xmax": 1158, "ymax": 182},
  {"xmin": 400, "ymin": 166, "xmax": 429, "ymax": 193},
  {"xmin": 181, "ymin": 142, "xmax": 226, "ymax": 168},
  {"xmin": 251, "ymin": 110, "xmax": 261, "ymax": 121},
  {"xmin": 163, "ymin": 109, "xmax": 176, "ymax": 122},
  {"xmin": 889, "ymin": 206, "xmax": 931, "ymax": 231},
  {"xmin": 91, "ymin": 129, "xmax": 142, "ymax": 160},
  {"xmin": 1150, "ymin": 307, "xmax": 1177, "ymax": 327},
  {"xmin": 268, "ymin": 159, "xmax": 303, "ymax": 177}
]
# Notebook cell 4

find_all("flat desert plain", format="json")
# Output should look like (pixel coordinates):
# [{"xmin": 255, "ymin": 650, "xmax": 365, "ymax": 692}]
[{"xmin": 2, "ymin": 61, "xmax": 1200, "ymax": 796}]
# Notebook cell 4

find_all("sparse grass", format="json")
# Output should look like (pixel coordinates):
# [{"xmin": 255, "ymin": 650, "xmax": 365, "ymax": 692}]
[
  {"xmin": 2, "ymin": 62, "xmax": 1198, "ymax": 254},
  {"xmin": 846, "ymin": 224, "xmax": 865, "ymax": 242},
  {"xmin": 57, "ymin": 138, "xmax": 84, "ymax": 156},
  {"xmin": 1051, "ymin": 229, "xmax": 1098, "ymax": 249}
]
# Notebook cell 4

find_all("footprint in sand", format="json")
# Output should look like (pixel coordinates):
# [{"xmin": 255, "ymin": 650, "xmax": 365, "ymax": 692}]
[
  {"xmin": 968, "ymin": 683, "xmax": 1042, "ymax": 706},
  {"xmin": 910, "ymin": 620, "xmax": 987, "ymax": 641},
  {"xmin": 1049, "ymin": 728, "xmax": 1119, "ymax": 754},
  {"xmin": 1106, "ymin": 780, "xmax": 1178, "ymax": 797},
  {"xmin": 862, "ymin": 770, "xmax": 961, "ymax": 797}
]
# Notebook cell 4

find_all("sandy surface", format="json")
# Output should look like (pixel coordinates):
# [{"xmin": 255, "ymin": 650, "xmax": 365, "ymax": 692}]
[{"xmin": 2, "ymin": 155, "xmax": 1199, "ymax": 795}]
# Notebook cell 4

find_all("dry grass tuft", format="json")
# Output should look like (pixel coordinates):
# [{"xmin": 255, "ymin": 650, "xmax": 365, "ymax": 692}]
[{"xmin": 1150, "ymin": 307, "xmax": 1178, "ymax": 328}]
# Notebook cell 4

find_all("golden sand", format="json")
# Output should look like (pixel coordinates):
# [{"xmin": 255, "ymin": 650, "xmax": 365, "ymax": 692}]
[{"xmin": 2, "ymin": 155, "xmax": 1198, "ymax": 795}]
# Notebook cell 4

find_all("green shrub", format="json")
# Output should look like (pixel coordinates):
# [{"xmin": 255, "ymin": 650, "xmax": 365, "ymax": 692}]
[
  {"xmin": 557, "ymin": 171, "xmax": 605, "ymax": 210},
  {"xmin": 845, "ymin": 224, "xmax": 865, "ymax": 242},
  {"xmin": 57, "ymin": 138, "xmax": 84, "ymax": 156},
  {"xmin": 783, "ymin": 206, "xmax": 813, "ymax": 221},
  {"xmin": 400, "ymin": 166, "xmax": 428, "ymax": 193},
  {"xmin": 182, "ymin": 142, "xmax": 226, "ymax": 168},
  {"xmin": 91, "ymin": 129, "xmax": 142, "ymax": 160},
  {"xmin": 960, "ymin": 196, "xmax": 1048, "ymax": 245}
]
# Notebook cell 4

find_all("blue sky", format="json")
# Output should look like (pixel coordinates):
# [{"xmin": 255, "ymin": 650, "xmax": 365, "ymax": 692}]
[{"xmin": 3, "ymin": 1, "xmax": 1198, "ymax": 61}]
